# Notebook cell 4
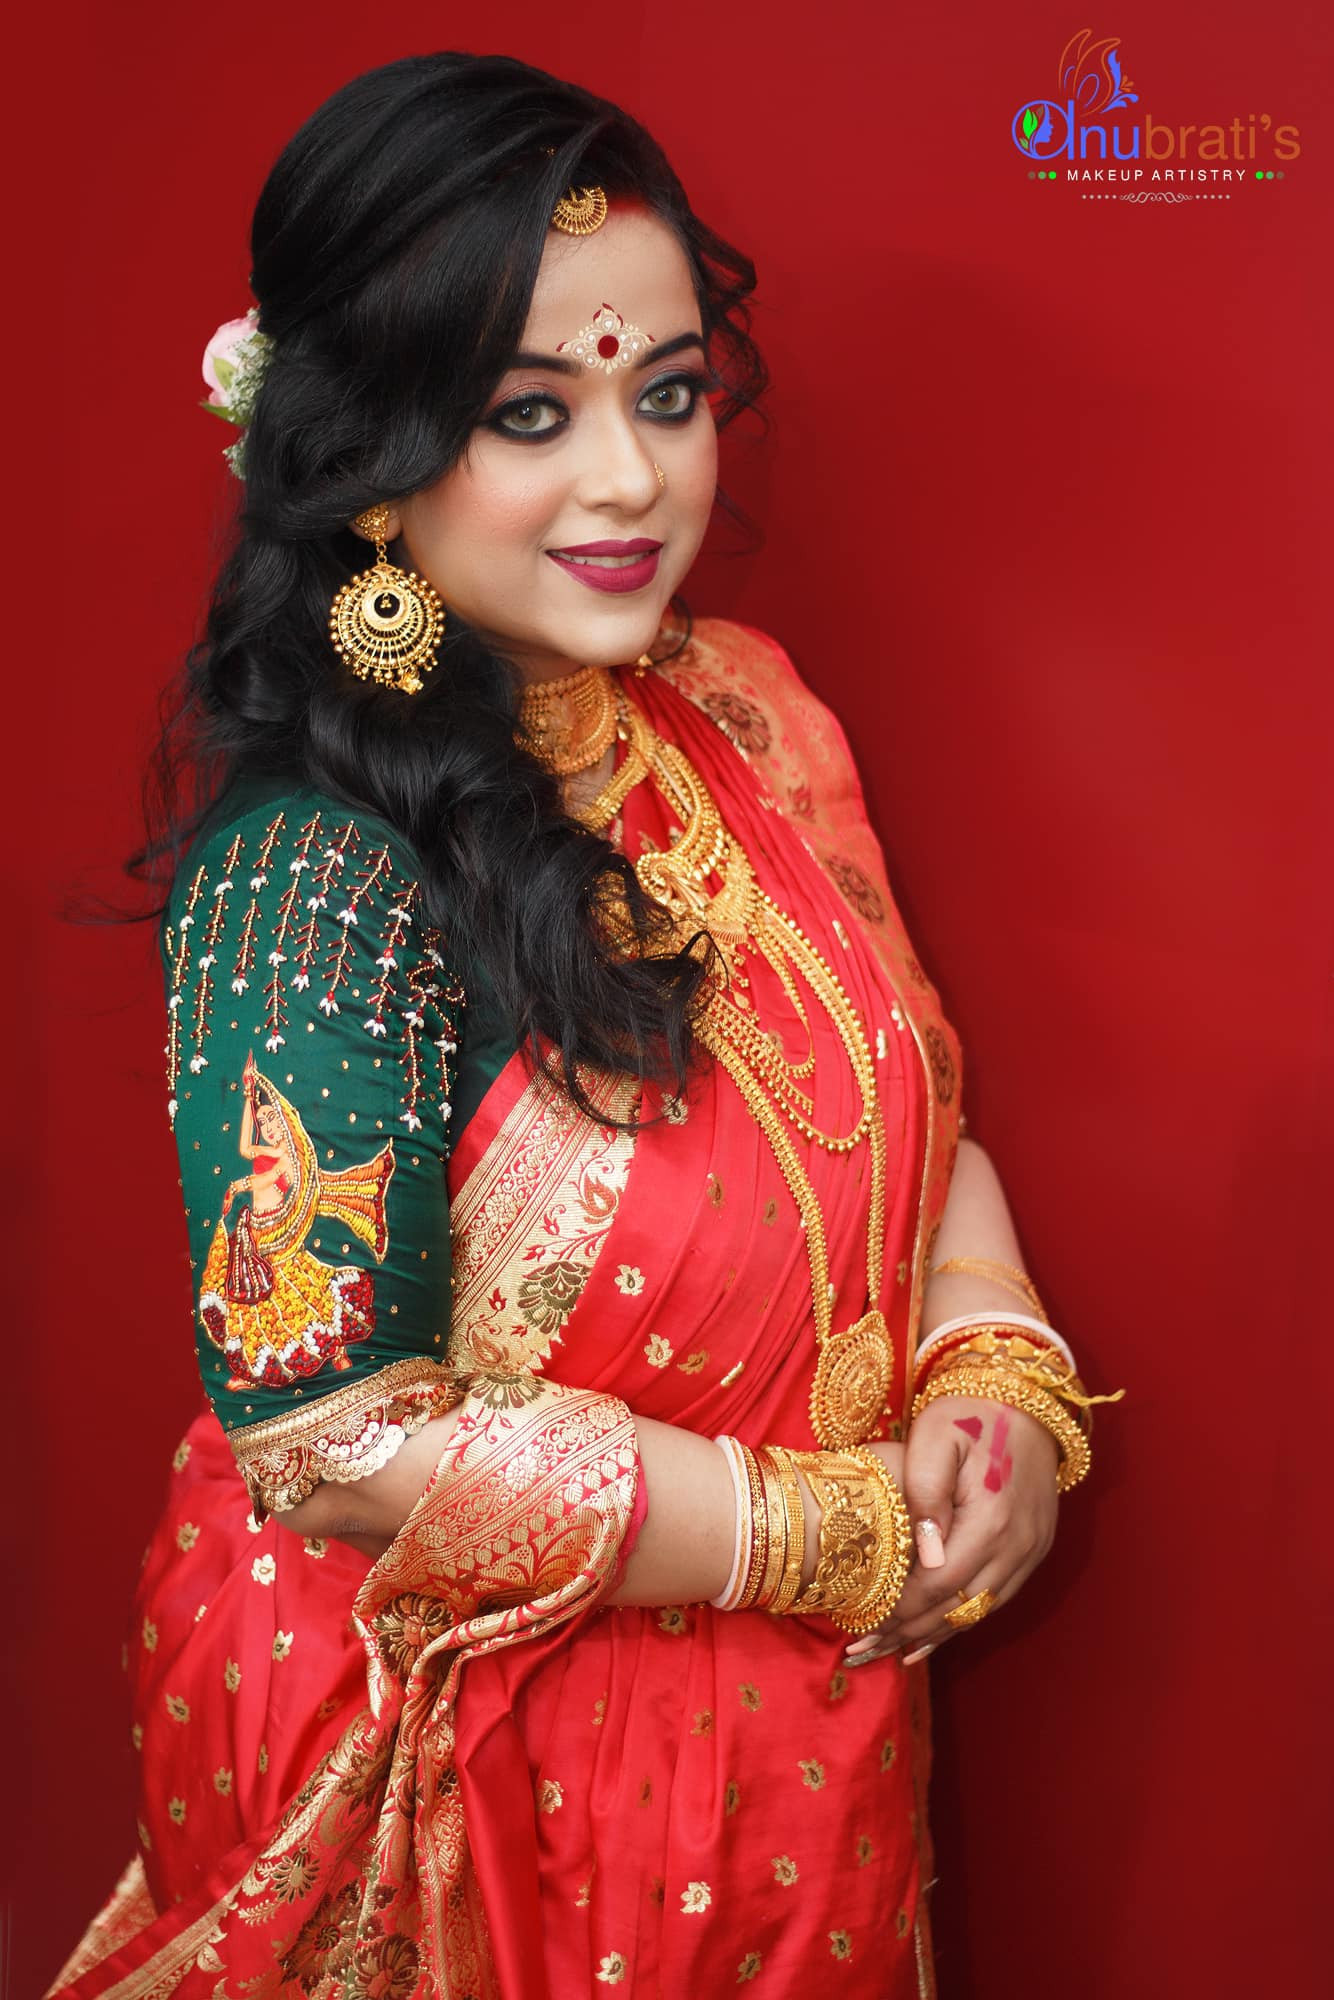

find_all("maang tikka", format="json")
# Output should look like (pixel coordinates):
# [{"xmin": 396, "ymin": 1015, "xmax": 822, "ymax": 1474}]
[{"xmin": 328, "ymin": 504, "xmax": 446, "ymax": 695}]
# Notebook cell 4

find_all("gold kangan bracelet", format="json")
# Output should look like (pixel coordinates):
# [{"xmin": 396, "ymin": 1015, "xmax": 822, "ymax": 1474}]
[
  {"xmin": 711, "ymin": 1440, "xmax": 912, "ymax": 1632},
  {"xmin": 781, "ymin": 1446, "xmax": 914, "ymax": 1633}
]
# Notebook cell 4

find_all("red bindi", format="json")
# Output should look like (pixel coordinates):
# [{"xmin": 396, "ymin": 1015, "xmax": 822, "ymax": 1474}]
[{"xmin": 953, "ymin": 1416, "xmax": 983, "ymax": 1441}]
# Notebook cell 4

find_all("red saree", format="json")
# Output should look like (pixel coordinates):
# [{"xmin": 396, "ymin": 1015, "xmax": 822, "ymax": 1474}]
[{"xmin": 53, "ymin": 618, "xmax": 961, "ymax": 1999}]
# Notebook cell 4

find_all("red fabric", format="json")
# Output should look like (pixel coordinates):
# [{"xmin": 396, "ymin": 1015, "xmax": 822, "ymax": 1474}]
[
  {"xmin": 57, "ymin": 657, "xmax": 952, "ymax": 1997},
  {"xmin": 129, "ymin": 1413, "xmax": 373, "ymax": 1911},
  {"xmin": 445, "ymin": 666, "xmax": 944, "ymax": 1992}
]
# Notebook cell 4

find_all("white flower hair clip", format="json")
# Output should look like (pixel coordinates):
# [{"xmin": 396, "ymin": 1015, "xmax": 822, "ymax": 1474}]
[{"xmin": 200, "ymin": 307, "xmax": 274, "ymax": 480}]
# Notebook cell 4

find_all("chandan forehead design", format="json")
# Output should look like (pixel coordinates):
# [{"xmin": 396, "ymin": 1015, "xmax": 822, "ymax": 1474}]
[{"xmin": 555, "ymin": 302, "xmax": 656, "ymax": 376}]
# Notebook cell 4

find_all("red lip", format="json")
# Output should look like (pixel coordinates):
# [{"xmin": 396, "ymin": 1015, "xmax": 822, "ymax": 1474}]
[
  {"xmin": 551, "ymin": 538, "xmax": 662, "ymax": 555},
  {"xmin": 546, "ymin": 545, "xmax": 662, "ymax": 595}
]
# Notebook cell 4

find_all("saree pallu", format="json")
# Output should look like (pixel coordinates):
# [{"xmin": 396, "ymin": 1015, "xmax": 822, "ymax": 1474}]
[{"xmin": 53, "ymin": 619, "xmax": 961, "ymax": 1999}]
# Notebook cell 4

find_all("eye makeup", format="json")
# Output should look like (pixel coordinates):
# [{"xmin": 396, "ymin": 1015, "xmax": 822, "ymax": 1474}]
[{"xmin": 484, "ymin": 367, "xmax": 715, "ymax": 441}]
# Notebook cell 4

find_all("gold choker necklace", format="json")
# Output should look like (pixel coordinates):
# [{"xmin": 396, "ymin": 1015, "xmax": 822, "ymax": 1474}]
[{"xmin": 518, "ymin": 663, "xmax": 618, "ymax": 776}]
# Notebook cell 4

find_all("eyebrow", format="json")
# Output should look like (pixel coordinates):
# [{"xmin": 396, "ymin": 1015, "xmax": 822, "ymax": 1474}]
[{"xmin": 506, "ymin": 330, "xmax": 706, "ymax": 377}]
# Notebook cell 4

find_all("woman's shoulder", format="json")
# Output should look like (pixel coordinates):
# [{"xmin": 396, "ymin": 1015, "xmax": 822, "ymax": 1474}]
[
  {"xmin": 165, "ymin": 781, "xmax": 428, "ymax": 963},
  {"xmin": 161, "ymin": 777, "xmax": 441, "ymax": 1015},
  {"xmin": 654, "ymin": 614, "xmax": 857, "ymax": 803},
  {"xmin": 666, "ymin": 613, "xmax": 803, "ymax": 690},
  {"xmin": 161, "ymin": 775, "xmax": 461, "ymax": 1132},
  {"xmin": 174, "ymin": 776, "xmax": 417, "ymax": 893}
]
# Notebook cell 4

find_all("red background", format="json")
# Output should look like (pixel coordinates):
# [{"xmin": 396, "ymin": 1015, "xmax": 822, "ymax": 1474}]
[{"xmin": 18, "ymin": 3, "xmax": 1330, "ymax": 1993}]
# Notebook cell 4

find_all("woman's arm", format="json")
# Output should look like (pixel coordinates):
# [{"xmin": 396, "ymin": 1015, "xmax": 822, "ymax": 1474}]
[
  {"xmin": 919, "ymin": 1136, "xmax": 1033, "ymax": 1333},
  {"xmin": 278, "ymin": 1403, "xmax": 904, "ymax": 1610}
]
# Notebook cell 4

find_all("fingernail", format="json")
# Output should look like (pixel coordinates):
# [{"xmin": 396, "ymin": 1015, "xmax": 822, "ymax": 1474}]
[
  {"xmin": 915, "ymin": 1519, "xmax": 947, "ymax": 1570},
  {"xmin": 902, "ymin": 1643, "xmax": 936, "ymax": 1667}
]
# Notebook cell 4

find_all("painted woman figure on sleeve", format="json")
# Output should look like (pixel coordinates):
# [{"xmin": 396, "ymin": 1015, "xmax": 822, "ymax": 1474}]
[
  {"xmin": 50, "ymin": 50, "xmax": 1116, "ymax": 2000},
  {"xmin": 203, "ymin": 1055, "xmax": 394, "ymax": 1386}
]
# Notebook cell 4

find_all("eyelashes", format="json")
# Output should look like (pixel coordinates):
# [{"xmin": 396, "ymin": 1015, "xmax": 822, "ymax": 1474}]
[{"xmin": 484, "ymin": 368, "xmax": 715, "ymax": 441}]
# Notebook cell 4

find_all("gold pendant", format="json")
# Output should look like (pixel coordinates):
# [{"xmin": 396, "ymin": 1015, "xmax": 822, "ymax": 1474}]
[{"xmin": 809, "ymin": 1311, "xmax": 896, "ymax": 1449}]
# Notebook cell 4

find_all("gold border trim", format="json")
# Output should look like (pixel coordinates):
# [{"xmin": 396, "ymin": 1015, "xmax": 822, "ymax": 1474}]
[
  {"xmin": 231, "ymin": 1357, "xmax": 460, "ymax": 1513},
  {"xmin": 74, "ymin": 1884, "xmax": 241, "ymax": 2000}
]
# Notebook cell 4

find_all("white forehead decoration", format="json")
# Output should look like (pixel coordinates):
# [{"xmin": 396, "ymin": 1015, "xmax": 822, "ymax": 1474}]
[{"xmin": 555, "ymin": 302, "xmax": 656, "ymax": 376}]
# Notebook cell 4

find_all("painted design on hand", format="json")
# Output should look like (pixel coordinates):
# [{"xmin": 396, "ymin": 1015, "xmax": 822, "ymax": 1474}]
[
  {"xmin": 556, "ymin": 302, "xmax": 656, "ymax": 374},
  {"xmin": 984, "ymin": 1410, "xmax": 1014, "ymax": 1493},
  {"xmin": 199, "ymin": 1053, "xmax": 395, "ymax": 1386}
]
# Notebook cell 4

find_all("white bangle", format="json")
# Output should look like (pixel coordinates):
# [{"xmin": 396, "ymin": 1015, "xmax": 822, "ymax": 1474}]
[
  {"xmin": 915, "ymin": 1310, "xmax": 1078, "ymax": 1376},
  {"xmin": 709, "ymin": 1435, "xmax": 750, "ymax": 1612}
]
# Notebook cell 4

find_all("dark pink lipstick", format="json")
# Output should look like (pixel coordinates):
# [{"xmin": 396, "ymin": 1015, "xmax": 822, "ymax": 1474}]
[{"xmin": 547, "ymin": 537, "xmax": 662, "ymax": 595}]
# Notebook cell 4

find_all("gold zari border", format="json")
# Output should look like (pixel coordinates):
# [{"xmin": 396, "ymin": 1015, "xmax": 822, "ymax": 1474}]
[{"xmin": 230, "ymin": 1356, "xmax": 463, "ymax": 1515}]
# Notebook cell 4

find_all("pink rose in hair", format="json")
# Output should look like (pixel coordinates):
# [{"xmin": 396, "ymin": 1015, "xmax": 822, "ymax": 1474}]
[
  {"xmin": 199, "ymin": 307, "xmax": 273, "ymax": 478},
  {"xmin": 202, "ymin": 309, "xmax": 263, "ymax": 408}
]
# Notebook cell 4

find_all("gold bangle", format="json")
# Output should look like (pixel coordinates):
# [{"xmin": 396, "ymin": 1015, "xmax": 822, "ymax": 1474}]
[
  {"xmin": 760, "ymin": 1445, "xmax": 808, "ymax": 1616},
  {"xmin": 755, "ymin": 1448, "xmax": 790, "ymax": 1609},
  {"xmin": 930, "ymin": 1256, "xmax": 1050, "ymax": 1325},
  {"xmin": 912, "ymin": 1363, "xmax": 1092, "ymax": 1492},
  {"xmin": 915, "ymin": 1324, "xmax": 1081, "ymax": 1397},
  {"xmin": 782, "ymin": 1447, "xmax": 914, "ymax": 1634},
  {"xmin": 734, "ymin": 1444, "xmax": 769, "ymax": 1610},
  {"xmin": 916, "ymin": 1333, "xmax": 1124, "ymax": 1435}
]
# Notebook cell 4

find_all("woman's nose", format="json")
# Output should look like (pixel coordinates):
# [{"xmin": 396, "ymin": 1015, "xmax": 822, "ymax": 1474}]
[{"xmin": 576, "ymin": 406, "xmax": 661, "ymax": 515}]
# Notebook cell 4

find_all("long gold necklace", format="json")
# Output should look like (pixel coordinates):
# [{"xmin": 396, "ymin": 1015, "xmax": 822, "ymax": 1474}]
[{"xmin": 578, "ymin": 695, "xmax": 895, "ymax": 1449}]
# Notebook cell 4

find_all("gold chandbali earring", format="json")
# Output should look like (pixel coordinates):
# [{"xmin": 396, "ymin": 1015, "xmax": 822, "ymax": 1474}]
[{"xmin": 328, "ymin": 504, "xmax": 446, "ymax": 695}]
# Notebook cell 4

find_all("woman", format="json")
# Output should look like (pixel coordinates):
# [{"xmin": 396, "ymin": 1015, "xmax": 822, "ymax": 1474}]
[{"xmin": 53, "ymin": 51, "xmax": 1112, "ymax": 2000}]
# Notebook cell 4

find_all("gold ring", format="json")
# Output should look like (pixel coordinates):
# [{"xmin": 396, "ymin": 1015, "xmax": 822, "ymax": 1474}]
[{"xmin": 943, "ymin": 1588, "xmax": 997, "ymax": 1631}]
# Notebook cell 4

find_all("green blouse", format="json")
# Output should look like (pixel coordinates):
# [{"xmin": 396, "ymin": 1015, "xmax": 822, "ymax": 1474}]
[{"xmin": 162, "ymin": 776, "xmax": 514, "ymax": 1510}]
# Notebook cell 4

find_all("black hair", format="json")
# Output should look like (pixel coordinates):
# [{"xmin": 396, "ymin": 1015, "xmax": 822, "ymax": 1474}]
[{"xmin": 135, "ymin": 50, "xmax": 767, "ymax": 1120}]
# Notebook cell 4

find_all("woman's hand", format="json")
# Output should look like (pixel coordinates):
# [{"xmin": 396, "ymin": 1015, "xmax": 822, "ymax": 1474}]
[{"xmin": 844, "ymin": 1398, "xmax": 1059, "ymax": 1667}]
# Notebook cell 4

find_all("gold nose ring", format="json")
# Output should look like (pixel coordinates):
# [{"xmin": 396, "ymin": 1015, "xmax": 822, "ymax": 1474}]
[{"xmin": 653, "ymin": 462, "xmax": 666, "ymax": 489}]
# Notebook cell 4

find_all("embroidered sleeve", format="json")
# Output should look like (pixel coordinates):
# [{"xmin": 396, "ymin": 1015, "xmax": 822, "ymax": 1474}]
[{"xmin": 162, "ymin": 793, "xmax": 465, "ymax": 1513}]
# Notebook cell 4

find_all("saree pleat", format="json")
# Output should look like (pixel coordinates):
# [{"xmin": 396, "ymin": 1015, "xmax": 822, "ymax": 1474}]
[{"xmin": 55, "ymin": 618, "xmax": 960, "ymax": 1999}]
